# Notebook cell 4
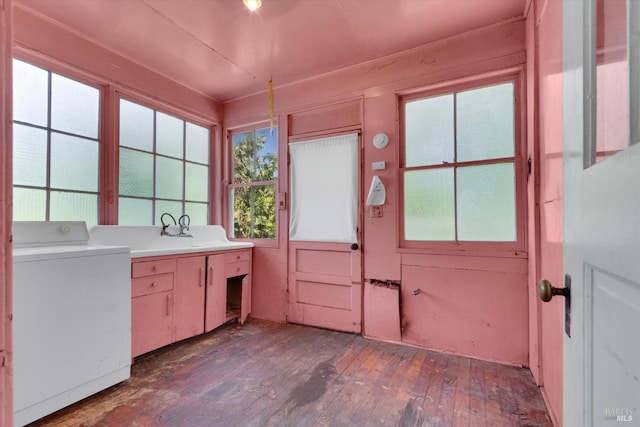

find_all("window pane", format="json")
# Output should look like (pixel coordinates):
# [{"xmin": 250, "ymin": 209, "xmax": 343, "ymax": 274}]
[
  {"xmin": 51, "ymin": 73, "xmax": 99, "ymax": 138},
  {"xmin": 156, "ymin": 112, "xmax": 183, "ymax": 159},
  {"xmin": 185, "ymin": 163, "xmax": 208, "ymax": 202},
  {"xmin": 13, "ymin": 59, "xmax": 48, "ymax": 127},
  {"xmin": 118, "ymin": 197, "xmax": 153, "ymax": 225},
  {"xmin": 50, "ymin": 191, "xmax": 98, "ymax": 227},
  {"xmin": 13, "ymin": 188, "xmax": 46, "ymax": 221},
  {"xmin": 119, "ymin": 148, "xmax": 154, "ymax": 197},
  {"xmin": 185, "ymin": 122, "xmax": 209, "ymax": 163},
  {"xmin": 256, "ymin": 127, "xmax": 278, "ymax": 179},
  {"xmin": 120, "ymin": 99, "xmax": 154, "ymax": 151},
  {"xmin": 13, "ymin": 124, "xmax": 47, "ymax": 187},
  {"xmin": 595, "ymin": 0, "xmax": 629, "ymax": 162},
  {"xmin": 155, "ymin": 200, "xmax": 182, "ymax": 225},
  {"xmin": 457, "ymin": 82, "xmax": 514, "ymax": 162},
  {"xmin": 50, "ymin": 133, "xmax": 99, "ymax": 192},
  {"xmin": 185, "ymin": 202, "xmax": 208, "ymax": 225},
  {"xmin": 156, "ymin": 156, "xmax": 183, "ymax": 200},
  {"xmin": 252, "ymin": 184, "xmax": 276, "ymax": 238},
  {"xmin": 233, "ymin": 131, "xmax": 256, "ymax": 183},
  {"xmin": 404, "ymin": 169, "xmax": 455, "ymax": 240},
  {"xmin": 232, "ymin": 186, "xmax": 251, "ymax": 238},
  {"xmin": 405, "ymin": 94, "xmax": 454, "ymax": 167},
  {"xmin": 457, "ymin": 163, "xmax": 516, "ymax": 241}
]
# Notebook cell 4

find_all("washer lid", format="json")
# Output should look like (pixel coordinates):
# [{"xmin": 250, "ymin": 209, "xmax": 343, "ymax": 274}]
[
  {"xmin": 13, "ymin": 244, "xmax": 130, "ymax": 263},
  {"xmin": 13, "ymin": 221, "xmax": 90, "ymax": 248}
]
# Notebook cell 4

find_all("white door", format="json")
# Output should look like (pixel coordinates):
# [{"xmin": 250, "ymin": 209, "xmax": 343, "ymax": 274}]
[
  {"xmin": 562, "ymin": 0, "xmax": 640, "ymax": 425},
  {"xmin": 287, "ymin": 133, "xmax": 362, "ymax": 333}
]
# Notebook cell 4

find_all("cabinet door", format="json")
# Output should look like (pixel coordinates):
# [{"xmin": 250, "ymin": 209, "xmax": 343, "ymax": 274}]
[
  {"xmin": 132, "ymin": 291, "xmax": 173, "ymax": 357},
  {"xmin": 240, "ymin": 272, "xmax": 251, "ymax": 324},
  {"xmin": 205, "ymin": 254, "xmax": 226, "ymax": 332},
  {"xmin": 174, "ymin": 256, "xmax": 206, "ymax": 341}
]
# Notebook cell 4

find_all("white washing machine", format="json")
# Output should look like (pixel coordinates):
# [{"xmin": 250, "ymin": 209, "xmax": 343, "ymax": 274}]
[{"xmin": 12, "ymin": 221, "xmax": 131, "ymax": 427}]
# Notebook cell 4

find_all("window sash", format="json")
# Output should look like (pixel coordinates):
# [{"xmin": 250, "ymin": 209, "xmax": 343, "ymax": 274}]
[
  {"xmin": 117, "ymin": 97, "xmax": 210, "ymax": 225},
  {"xmin": 400, "ymin": 76, "xmax": 523, "ymax": 250},
  {"xmin": 229, "ymin": 126, "xmax": 278, "ymax": 241},
  {"xmin": 12, "ymin": 59, "xmax": 101, "ymax": 227}
]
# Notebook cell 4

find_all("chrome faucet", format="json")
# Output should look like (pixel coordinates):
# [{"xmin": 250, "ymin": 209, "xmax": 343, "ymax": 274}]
[
  {"xmin": 178, "ymin": 214, "xmax": 192, "ymax": 237},
  {"xmin": 160, "ymin": 212, "xmax": 177, "ymax": 236}
]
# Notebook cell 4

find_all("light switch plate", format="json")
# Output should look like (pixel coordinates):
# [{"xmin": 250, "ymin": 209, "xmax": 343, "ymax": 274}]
[{"xmin": 372, "ymin": 161, "xmax": 386, "ymax": 171}]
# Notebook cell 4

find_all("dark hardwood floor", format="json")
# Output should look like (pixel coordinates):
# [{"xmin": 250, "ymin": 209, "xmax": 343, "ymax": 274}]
[{"xmin": 30, "ymin": 319, "xmax": 552, "ymax": 427}]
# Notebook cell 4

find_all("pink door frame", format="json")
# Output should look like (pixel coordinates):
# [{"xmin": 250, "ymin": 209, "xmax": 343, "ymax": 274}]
[{"xmin": 1, "ymin": 0, "xmax": 14, "ymax": 425}]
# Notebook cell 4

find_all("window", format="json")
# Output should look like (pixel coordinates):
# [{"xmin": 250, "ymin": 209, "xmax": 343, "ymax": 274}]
[
  {"xmin": 401, "ymin": 80, "xmax": 519, "ymax": 245},
  {"xmin": 12, "ymin": 59, "xmax": 100, "ymax": 226},
  {"xmin": 230, "ymin": 126, "xmax": 277, "ymax": 239},
  {"xmin": 118, "ymin": 98, "xmax": 210, "ymax": 225}
]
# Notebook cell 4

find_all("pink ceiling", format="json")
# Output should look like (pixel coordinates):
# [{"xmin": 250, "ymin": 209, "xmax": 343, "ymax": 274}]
[{"xmin": 14, "ymin": 0, "xmax": 525, "ymax": 102}]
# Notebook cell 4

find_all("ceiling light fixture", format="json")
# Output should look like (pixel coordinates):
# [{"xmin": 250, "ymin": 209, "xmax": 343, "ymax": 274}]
[{"xmin": 243, "ymin": 0, "xmax": 261, "ymax": 11}]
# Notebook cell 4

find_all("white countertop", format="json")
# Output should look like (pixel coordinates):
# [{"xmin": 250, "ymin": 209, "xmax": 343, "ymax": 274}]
[{"xmin": 89, "ymin": 225, "xmax": 253, "ymax": 258}]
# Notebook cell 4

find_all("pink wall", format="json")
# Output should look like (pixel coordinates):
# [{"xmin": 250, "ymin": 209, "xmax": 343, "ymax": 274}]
[
  {"xmin": 12, "ymin": 6, "xmax": 222, "ymax": 124},
  {"xmin": 0, "ymin": 6, "xmax": 553, "ymax": 424},
  {"xmin": 0, "ymin": 0, "xmax": 13, "ymax": 425},
  {"xmin": 225, "ymin": 20, "xmax": 531, "ymax": 366},
  {"xmin": 528, "ymin": 0, "xmax": 564, "ymax": 425}
]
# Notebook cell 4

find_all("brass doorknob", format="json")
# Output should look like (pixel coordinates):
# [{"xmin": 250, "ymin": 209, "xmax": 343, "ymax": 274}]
[{"xmin": 539, "ymin": 279, "xmax": 570, "ymax": 302}]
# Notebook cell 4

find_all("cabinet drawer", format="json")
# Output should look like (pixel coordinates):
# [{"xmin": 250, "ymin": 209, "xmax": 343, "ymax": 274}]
[
  {"xmin": 132, "ymin": 259, "xmax": 176, "ymax": 278},
  {"xmin": 225, "ymin": 261, "xmax": 250, "ymax": 277},
  {"xmin": 225, "ymin": 251, "xmax": 250, "ymax": 264},
  {"xmin": 132, "ymin": 273, "xmax": 174, "ymax": 297}
]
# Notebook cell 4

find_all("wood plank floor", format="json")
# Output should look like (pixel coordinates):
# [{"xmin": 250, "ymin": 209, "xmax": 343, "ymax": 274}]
[{"xmin": 30, "ymin": 319, "xmax": 552, "ymax": 427}]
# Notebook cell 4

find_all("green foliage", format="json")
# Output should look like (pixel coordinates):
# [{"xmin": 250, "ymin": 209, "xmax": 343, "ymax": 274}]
[{"xmin": 233, "ymin": 130, "xmax": 277, "ymax": 239}]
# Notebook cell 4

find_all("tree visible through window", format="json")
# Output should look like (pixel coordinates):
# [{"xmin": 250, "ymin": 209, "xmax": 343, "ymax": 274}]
[{"xmin": 230, "ymin": 127, "xmax": 277, "ymax": 239}]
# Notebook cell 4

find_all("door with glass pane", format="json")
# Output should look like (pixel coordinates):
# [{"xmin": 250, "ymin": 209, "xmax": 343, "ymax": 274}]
[
  {"xmin": 562, "ymin": 1, "xmax": 640, "ymax": 425},
  {"xmin": 287, "ymin": 133, "xmax": 362, "ymax": 333}
]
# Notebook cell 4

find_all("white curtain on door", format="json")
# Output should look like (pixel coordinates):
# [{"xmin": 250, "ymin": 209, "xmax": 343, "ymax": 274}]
[{"xmin": 289, "ymin": 133, "xmax": 358, "ymax": 243}]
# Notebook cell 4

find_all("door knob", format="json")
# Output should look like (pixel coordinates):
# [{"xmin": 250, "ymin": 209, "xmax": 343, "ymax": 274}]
[
  {"xmin": 539, "ymin": 279, "xmax": 570, "ymax": 302},
  {"xmin": 351, "ymin": 243, "xmax": 359, "ymax": 250}
]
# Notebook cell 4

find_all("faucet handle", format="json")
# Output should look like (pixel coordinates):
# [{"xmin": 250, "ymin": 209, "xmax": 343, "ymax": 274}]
[{"xmin": 178, "ymin": 214, "xmax": 191, "ymax": 231}]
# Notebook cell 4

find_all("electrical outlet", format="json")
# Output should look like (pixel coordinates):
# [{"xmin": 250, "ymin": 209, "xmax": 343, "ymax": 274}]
[
  {"xmin": 277, "ymin": 192, "xmax": 287, "ymax": 210},
  {"xmin": 369, "ymin": 206, "xmax": 383, "ymax": 218}
]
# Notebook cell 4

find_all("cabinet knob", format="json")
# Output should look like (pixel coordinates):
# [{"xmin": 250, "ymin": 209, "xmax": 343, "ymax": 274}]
[
  {"xmin": 152, "ymin": 265, "xmax": 158, "ymax": 272},
  {"xmin": 150, "ymin": 282, "xmax": 156, "ymax": 287}
]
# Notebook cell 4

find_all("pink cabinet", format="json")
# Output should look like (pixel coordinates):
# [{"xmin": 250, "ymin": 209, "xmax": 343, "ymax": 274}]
[
  {"xmin": 131, "ymin": 249, "xmax": 252, "ymax": 358},
  {"xmin": 131, "ymin": 259, "xmax": 176, "ymax": 358},
  {"xmin": 206, "ymin": 249, "xmax": 252, "ymax": 332},
  {"xmin": 205, "ymin": 254, "xmax": 226, "ymax": 332},
  {"xmin": 174, "ymin": 256, "xmax": 206, "ymax": 341},
  {"xmin": 225, "ymin": 250, "xmax": 252, "ymax": 324}
]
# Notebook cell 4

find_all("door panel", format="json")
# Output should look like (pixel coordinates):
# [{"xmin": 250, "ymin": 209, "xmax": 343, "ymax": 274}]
[
  {"xmin": 287, "ymin": 133, "xmax": 362, "ymax": 333},
  {"xmin": 174, "ymin": 256, "xmax": 205, "ymax": 341},
  {"xmin": 289, "ymin": 240, "xmax": 362, "ymax": 333},
  {"xmin": 562, "ymin": 0, "xmax": 640, "ymax": 424},
  {"xmin": 590, "ymin": 267, "xmax": 640, "ymax": 422}
]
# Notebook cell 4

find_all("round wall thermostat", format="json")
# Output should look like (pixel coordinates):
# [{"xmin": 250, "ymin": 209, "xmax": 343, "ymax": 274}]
[{"xmin": 372, "ymin": 133, "xmax": 389, "ymax": 149}]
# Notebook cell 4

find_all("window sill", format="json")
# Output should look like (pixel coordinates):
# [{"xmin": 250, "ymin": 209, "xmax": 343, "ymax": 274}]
[
  {"xmin": 396, "ymin": 244, "xmax": 527, "ymax": 259},
  {"xmin": 229, "ymin": 238, "xmax": 279, "ymax": 249}
]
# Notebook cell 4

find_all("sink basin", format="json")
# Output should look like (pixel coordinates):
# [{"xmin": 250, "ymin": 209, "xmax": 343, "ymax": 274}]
[{"xmin": 89, "ymin": 225, "xmax": 253, "ymax": 258}]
